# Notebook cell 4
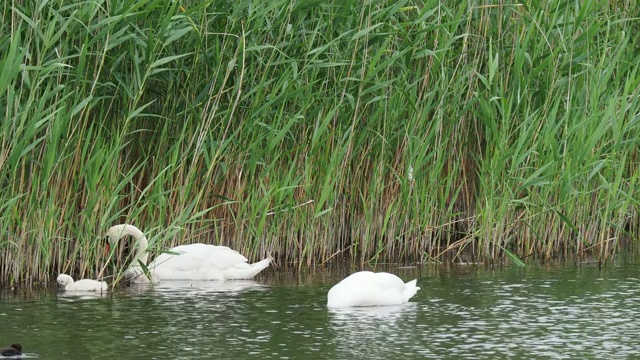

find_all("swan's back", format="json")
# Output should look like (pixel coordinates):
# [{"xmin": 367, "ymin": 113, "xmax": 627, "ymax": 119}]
[
  {"xmin": 151, "ymin": 243, "xmax": 270, "ymax": 280},
  {"xmin": 57, "ymin": 274, "xmax": 108, "ymax": 292},
  {"xmin": 72, "ymin": 279, "xmax": 109, "ymax": 292},
  {"xmin": 327, "ymin": 271, "xmax": 420, "ymax": 307}
]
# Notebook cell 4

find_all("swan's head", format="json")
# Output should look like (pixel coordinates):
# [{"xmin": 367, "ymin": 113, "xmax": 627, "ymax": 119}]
[
  {"xmin": 105, "ymin": 224, "xmax": 127, "ymax": 252},
  {"xmin": 57, "ymin": 274, "xmax": 74, "ymax": 287}
]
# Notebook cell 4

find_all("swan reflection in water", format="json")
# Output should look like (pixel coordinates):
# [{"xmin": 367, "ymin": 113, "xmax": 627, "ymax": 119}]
[
  {"xmin": 55, "ymin": 278, "xmax": 269, "ymax": 299},
  {"xmin": 122, "ymin": 279, "xmax": 269, "ymax": 298},
  {"xmin": 328, "ymin": 302, "xmax": 418, "ymax": 322},
  {"xmin": 328, "ymin": 303, "xmax": 419, "ymax": 358},
  {"xmin": 57, "ymin": 290, "xmax": 110, "ymax": 300}
]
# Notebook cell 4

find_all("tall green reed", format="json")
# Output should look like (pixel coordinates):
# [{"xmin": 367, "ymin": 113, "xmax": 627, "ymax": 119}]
[{"xmin": 0, "ymin": 0, "xmax": 639, "ymax": 284}]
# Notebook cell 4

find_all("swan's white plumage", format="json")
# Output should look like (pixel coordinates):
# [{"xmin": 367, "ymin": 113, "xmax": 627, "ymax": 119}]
[
  {"xmin": 57, "ymin": 274, "xmax": 108, "ymax": 292},
  {"xmin": 327, "ymin": 271, "xmax": 420, "ymax": 307},
  {"xmin": 152, "ymin": 243, "xmax": 272, "ymax": 281},
  {"xmin": 105, "ymin": 224, "xmax": 272, "ymax": 283}
]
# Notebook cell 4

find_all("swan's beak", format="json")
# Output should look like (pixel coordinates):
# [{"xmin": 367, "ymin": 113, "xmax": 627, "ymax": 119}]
[{"xmin": 104, "ymin": 239, "xmax": 111, "ymax": 258}]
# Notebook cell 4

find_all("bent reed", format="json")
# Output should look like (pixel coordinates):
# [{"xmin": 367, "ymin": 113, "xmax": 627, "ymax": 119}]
[{"xmin": 1, "ymin": 0, "xmax": 639, "ymax": 285}]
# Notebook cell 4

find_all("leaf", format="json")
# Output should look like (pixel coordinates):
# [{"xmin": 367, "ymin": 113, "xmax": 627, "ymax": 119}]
[
  {"xmin": 150, "ymin": 53, "xmax": 193, "ymax": 69},
  {"xmin": 499, "ymin": 245, "xmax": 526, "ymax": 267},
  {"xmin": 352, "ymin": 23, "xmax": 384, "ymax": 40},
  {"xmin": 552, "ymin": 209, "xmax": 579, "ymax": 235}
]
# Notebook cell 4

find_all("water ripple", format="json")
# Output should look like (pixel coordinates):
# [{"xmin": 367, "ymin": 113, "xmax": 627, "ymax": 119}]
[{"xmin": 3, "ymin": 264, "xmax": 640, "ymax": 359}]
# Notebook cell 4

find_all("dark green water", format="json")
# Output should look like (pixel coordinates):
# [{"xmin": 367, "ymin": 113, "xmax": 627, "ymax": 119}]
[{"xmin": 3, "ymin": 260, "xmax": 640, "ymax": 359}]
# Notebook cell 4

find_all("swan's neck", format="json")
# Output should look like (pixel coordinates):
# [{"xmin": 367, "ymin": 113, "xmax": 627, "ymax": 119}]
[
  {"xmin": 133, "ymin": 237, "xmax": 148, "ymax": 266},
  {"xmin": 111, "ymin": 225, "xmax": 149, "ymax": 266},
  {"xmin": 129, "ymin": 229, "xmax": 149, "ymax": 266}
]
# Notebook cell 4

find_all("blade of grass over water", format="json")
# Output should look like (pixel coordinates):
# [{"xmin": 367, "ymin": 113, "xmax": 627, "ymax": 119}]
[{"xmin": 1, "ymin": 0, "xmax": 640, "ymax": 284}]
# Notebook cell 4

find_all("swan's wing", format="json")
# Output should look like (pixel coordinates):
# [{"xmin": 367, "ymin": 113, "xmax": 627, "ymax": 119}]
[
  {"xmin": 371, "ymin": 272, "xmax": 408, "ymax": 291},
  {"xmin": 331, "ymin": 271, "xmax": 401, "ymax": 289},
  {"xmin": 221, "ymin": 256, "xmax": 272, "ymax": 279},
  {"xmin": 72, "ymin": 279, "xmax": 108, "ymax": 292},
  {"xmin": 199, "ymin": 245, "xmax": 251, "ymax": 270},
  {"xmin": 150, "ymin": 244, "xmax": 250, "ymax": 280}
]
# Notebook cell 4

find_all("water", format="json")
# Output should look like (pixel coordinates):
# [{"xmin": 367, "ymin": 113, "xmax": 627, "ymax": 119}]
[{"xmin": 3, "ymin": 261, "xmax": 640, "ymax": 359}]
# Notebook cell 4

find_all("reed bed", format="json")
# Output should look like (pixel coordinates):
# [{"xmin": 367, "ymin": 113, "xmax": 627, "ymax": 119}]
[{"xmin": 1, "ymin": 0, "xmax": 639, "ymax": 285}]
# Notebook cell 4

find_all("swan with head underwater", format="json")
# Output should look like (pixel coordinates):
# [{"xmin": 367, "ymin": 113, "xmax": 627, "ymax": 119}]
[
  {"xmin": 105, "ymin": 224, "xmax": 272, "ymax": 284},
  {"xmin": 327, "ymin": 271, "xmax": 420, "ymax": 307},
  {"xmin": 57, "ymin": 274, "xmax": 108, "ymax": 292}
]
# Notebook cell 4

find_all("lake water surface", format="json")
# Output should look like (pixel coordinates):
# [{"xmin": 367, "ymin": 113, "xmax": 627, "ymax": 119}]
[{"xmin": 2, "ymin": 260, "xmax": 640, "ymax": 359}]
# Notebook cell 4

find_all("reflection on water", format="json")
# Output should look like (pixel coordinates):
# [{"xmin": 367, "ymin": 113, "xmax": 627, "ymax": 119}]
[
  {"xmin": 116, "ymin": 279, "xmax": 269, "ymax": 299},
  {"xmin": 3, "ymin": 262, "xmax": 640, "ymax": 359},
  {"xmin": 328, "ymin": 303, "xmax": 419, "ymax": 359},
  {"xmin": 57, "ymin": 291, "xmax": 109, "ymax": 300},
  {"xmin": 328, "ymin": 302, "xmax": 417, "ymax": 319},
  {"xmin": 152, "ymin": 279, "xmax": 268, "ymax": 296}
]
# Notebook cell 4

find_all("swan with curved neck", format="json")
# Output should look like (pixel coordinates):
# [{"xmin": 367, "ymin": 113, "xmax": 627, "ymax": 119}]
[
  {"xmin": 105, "ymin": 224, "xmax": 154, "ymax": 283},
  {"xmin": 105, "ymin": 224, "xmax": 272, "ymax": 283}
]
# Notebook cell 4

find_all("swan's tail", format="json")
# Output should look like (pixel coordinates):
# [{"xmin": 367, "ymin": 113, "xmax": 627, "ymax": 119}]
[
  {"xmin": 402, "ymin": 279, "xmax": 420, "ymax": 302},
  {"xmin": 223, "ymin": 257, "xmax": 273, "ymax": 280}
]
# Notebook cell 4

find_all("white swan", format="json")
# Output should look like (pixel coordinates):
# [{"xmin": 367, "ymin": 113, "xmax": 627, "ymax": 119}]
[
  {"xmin": 105, "ymin": 224, "xmax": 272, "ymax": 283},
  {"xmin": 56, "ymin": 274, "xmax": 109, "ymax": 292},
  {"xmin": 327, "ymin": 271, "xmax": 420, "ymax": 307}
]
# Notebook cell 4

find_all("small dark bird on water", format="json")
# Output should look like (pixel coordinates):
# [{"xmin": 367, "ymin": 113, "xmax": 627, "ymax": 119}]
[{"xmin": 0, "ymin": 343, "xmax": 22, "ymax": 357}]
